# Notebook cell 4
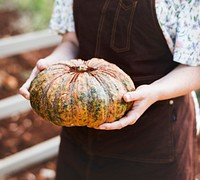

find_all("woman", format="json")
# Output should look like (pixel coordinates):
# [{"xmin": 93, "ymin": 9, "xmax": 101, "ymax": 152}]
[{"xmin": 20, "ymin": 0, "xmax": 200, "ymax": 179}]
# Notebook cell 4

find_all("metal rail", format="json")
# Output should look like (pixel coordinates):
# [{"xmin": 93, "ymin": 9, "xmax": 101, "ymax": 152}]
[
  {"xmin": 0, "ymin": 29, "xmax": 61, "ymax": 58},
  {"xmin": 0, "ymin": 30, "xmax": 61, "ymax": 178},
  {"xmin": 0, "ymin": 136, "xmax": 60, "ymax": 178},
  {"xmin": 0, "ymin": 94, "xmax": 31, "ymax": 120}
]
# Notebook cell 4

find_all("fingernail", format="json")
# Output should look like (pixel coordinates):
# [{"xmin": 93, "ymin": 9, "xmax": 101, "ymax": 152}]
[{"xmin": 124, "ymin": 94, "xmax": 130, "ymax": 101}]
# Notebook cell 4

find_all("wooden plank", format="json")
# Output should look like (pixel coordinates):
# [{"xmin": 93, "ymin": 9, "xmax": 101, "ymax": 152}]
[
  {"xmin": 0, "ymin": 136, "xmax": 60, "ymax": 178},
  {"xmin": 0, "ymin": 94, "xmax": 31, "ymax": 120},
  {"xmin": 0, "ymin": 30, "xmax": 62, "ymax": 58}
]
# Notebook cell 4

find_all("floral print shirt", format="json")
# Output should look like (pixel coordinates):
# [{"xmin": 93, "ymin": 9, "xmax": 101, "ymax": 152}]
[{"xmin": 49, "ymin": 0, "xmax": 200, "ymax": 66}]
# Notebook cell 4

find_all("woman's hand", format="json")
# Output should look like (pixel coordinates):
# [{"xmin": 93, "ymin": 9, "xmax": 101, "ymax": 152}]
[
  {"xmin": 19, "ymin": 57, "xmax": 60, "ymax": 100},
  {"xmin": 98, "ymin": 85, "xmax": 159, "ymax": 130},
  {"xmin": 98, "ymin": 64, "xmax": 200, "ymax": 130},
  {"xmin": 19, "ymin": 32, "xmax": 79, "ymax": 100}
]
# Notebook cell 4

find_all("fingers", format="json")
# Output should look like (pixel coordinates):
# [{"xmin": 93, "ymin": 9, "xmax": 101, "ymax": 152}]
[
  {"xmin": 19, "ymin": 57, "xmax": 57, "ymax": 100},
  {"xmin": 98, "ymin": 86, "xmax": 153, "ymax": 130},
  {"xmin": 19, "ymin": 57, "xmax": 59, "ymax": 100},
  {"xmin": 19, "ymin": 66, "xmax": 40, "ymax": 100},
  {"xmin": 98, "ymin": 91, "xmax": 141, "ymax": 130},
  {"xmin": 123, "ymin": 91, "xmax": 142, "ymax": 102},
  {"xmin": 29, "ymin": 66, "xmax": 40, "ymax": 80},
  {"xmin": 123, "ymin": 85, "xmax": 151, "ymax": 102},
  {"xmin": 36, "ymin": 58, "xmax": 62, "ymax": 70},
  {"xmin": 19, "ymin": 79, "xmax": 31, "ymax": 100},
  {"xmin": 98, "ymin": 110, "xmax": 140, "ymax": 130},
  {"xmin": 36, "ymin": 58, "xmax": 49, "ymax": 71}
]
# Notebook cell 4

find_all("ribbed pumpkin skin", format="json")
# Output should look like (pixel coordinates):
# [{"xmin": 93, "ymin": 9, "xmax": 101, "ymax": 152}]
[{"xmin": 29, "ymin": 58, "xmax": 135, "ymax": 128}]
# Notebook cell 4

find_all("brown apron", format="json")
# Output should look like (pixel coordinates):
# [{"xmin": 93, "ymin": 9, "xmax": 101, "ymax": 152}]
[{"xmin": 56, "ymin": 0, "xmax": 197, "ymax": 179}]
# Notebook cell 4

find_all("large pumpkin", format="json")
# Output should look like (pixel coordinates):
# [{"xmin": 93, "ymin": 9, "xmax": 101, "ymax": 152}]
[{"xmin": 29, "ymin": 58, "xmax": 135, "ymax": 128}]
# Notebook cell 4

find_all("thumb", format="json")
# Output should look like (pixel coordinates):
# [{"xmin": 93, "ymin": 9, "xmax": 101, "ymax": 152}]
[
  {"xmin": 123, "ymin": 90, "xmax": 142, "ymax": 102},
  {"xmin": 36, "ymin": 58, "xmax": 50, "ymax": 71}
]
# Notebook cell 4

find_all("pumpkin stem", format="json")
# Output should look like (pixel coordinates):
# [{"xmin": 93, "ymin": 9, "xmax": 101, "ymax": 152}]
[
  {"xmin": 78, "ymin": 65, "xmax": 88, "ymax": 72},
  {"xmin": 70, "ymin": 65, "xmax": 96, "ymax": 72}
]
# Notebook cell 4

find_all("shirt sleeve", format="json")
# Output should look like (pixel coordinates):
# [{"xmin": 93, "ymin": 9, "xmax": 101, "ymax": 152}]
[
  {"xmin": 173, "ymin": 0, "xmax": 200, "ymax": 66},
  {"xmin": 49, "ymin": 0, "xmax": 75, "ymax": 34}
]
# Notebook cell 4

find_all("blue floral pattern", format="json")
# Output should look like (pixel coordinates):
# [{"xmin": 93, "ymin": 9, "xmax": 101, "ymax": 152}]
[
  {"xmin": 49, "ymin": 0, "xmax": 200, "ymax": 66},
  {"xmin": 49, "ymin": 0, "xmax": 74, "ymax": 33}
]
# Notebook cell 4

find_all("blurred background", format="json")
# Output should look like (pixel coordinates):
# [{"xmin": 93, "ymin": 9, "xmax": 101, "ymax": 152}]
[
  {"xmin": 0, "ymin": 0, "xmax": 54, "ymax": 33},
  {"xmin": 0, "ymin": 0, "xmax": 61, "ymax": 180},
  {"xmin": 0, "ymin": 0, "xmax": 200, "ymax": 180}
]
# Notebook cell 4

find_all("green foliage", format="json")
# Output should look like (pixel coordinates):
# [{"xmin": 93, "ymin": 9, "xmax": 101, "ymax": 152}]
[{"xmin": 0, "ymin": 0, "xmax": 54, "ymax": 31}]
